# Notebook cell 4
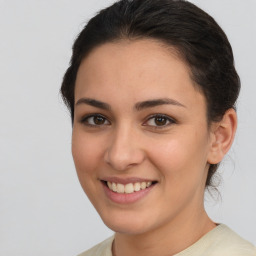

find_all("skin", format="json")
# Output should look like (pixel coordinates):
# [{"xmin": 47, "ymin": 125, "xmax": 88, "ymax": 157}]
[{"xmin": 72, "ymin": 39, "xmax": 237, "ymax": 256}]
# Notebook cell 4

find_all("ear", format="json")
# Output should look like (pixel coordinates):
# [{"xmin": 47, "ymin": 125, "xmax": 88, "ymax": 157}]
[{"xmin": 207, "ymin": 108, "xmax": 237, "ymax": 164}]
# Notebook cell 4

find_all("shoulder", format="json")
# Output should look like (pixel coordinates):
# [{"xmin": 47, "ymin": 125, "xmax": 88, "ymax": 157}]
[
  {"xmin": 212, "ymin": 224, "xmax": 256, "ymax": 256},
  {"xmin": 78, "ymin": 236, "xmax": 114, "ymax": 256},
  {"xmin": 198, "ymin": 224, "xmax": 256, "ymax": 256},
  {"xmin": 176, "ymin": 224, "xmax": 256, "ymax": 256}
]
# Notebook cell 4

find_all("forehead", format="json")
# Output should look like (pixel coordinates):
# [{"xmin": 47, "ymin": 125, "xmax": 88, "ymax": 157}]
[{"xmin": 75, "ymin": 39, "xmax": 205, "ymax": 110}]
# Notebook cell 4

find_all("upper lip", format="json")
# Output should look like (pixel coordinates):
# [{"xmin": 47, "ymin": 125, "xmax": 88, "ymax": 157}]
[{"xmin": 100, "ymin": 176, "xmax": 157, "ymax": 185}]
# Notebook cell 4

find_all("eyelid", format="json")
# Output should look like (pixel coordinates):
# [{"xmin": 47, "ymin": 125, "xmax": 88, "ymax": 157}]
[
  {"xmin": 142, "ymin": 114, "xmax": 176, "ymax": 128},
  {"xmin": 80, "ymin": 113, "xmax": 111, "ymax": 126},
  {"xmin": 79, "ymin": 113, "xmax": 176, "ymax": 129}
]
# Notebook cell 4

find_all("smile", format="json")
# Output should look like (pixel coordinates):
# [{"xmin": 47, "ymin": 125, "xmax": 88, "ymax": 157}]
[
  {"xmin": 106, "ymin": 181, "xmax": 153, "ymax": 194},
  {"xmin": 101, "ymin": 178, "xmax": 157, "ymax": 204}
]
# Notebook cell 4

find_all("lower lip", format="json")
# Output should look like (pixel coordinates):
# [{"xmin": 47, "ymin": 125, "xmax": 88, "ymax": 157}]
[{"xmin": 102, "ymin": 182, "xmax": 155, "ymax": 204}]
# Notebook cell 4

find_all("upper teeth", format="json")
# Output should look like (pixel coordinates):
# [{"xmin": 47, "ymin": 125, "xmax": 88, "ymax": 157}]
[{"xmin": 107, "ymin": 181, "xmax": 153, "ymax": 194}]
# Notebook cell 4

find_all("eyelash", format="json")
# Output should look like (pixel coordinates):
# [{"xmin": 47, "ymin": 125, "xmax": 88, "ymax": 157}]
[
  {"xmin": 80, "ymin": 113, "xmax": 176, "ymax": 129},
  {"xmin": 80, "ymin": 114, "xmax": 110, "ymax": 127},
  {"xmin": 143, "ymin": 114, "xmax": 176, "ymax": 129}
]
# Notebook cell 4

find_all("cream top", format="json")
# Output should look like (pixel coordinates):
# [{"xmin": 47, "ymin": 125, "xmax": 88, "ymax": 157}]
[{"xmin": 78, "ymin": 224, "xmax": 256, "ymax": 256}]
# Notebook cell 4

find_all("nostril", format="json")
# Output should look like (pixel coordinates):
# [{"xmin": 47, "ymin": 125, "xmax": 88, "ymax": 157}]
[{"xmin": 103, "ymin": 137, "xmax": 146, "ymax": 171}]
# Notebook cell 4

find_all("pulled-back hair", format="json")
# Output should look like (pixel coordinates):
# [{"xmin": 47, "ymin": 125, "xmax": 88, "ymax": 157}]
[{"xmin": 60, "ymin": 0, "xmax": 240, "ymax": 188}]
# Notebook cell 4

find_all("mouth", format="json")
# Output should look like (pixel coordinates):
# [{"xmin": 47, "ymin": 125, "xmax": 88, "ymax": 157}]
[
  {"xmin": 100, "ymin": 177, "xmax": 158, "ymax": 204},
  {"xmin": 101, "ymin": 180, "xmax": 158, "ymax": 194}
]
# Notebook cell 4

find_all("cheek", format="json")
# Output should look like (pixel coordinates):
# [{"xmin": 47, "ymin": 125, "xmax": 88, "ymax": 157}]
[
  {"xmin": 71, "ymin": 130, "xmax": 104, "ymax": 188},
  {"xmin": 147, "ymin": 131, "xmax": 210, "ymax": 184}
]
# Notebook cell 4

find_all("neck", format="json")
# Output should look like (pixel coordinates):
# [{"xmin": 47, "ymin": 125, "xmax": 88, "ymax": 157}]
[{"xmin": 113, "ymin": 207, "xmax": 216, "ymax": 256}]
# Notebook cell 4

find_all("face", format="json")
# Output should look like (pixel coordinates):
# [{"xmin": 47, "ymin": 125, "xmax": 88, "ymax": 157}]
[{"xmin": 72, "ymin": 39, "xmax": 214, "ymax": 235}]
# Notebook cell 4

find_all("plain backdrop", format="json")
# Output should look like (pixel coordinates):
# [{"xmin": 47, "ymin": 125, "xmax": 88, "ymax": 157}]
[{"xmin": 0, "ymin": 0, "xmax": 255, "ymax": 255}]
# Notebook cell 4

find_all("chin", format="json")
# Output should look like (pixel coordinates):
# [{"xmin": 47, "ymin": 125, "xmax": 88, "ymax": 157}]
[
  {"xmin": 99, "ymin": 210, "xmax": 154, "ymax": 235},
  {"xmin": 105, "ymin": 221, "xmax": 151, "ymax": 235}
]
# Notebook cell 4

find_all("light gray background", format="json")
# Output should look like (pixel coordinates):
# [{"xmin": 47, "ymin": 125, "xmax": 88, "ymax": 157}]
[{"xmin": 0, "ymin": 0, "xmax": 255, "ymax": 255}]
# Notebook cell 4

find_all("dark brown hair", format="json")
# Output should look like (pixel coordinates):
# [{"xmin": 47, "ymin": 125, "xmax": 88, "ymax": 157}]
[{"xmin": 60, "ymin": 0, "xmax": 240, "ymax": 188}]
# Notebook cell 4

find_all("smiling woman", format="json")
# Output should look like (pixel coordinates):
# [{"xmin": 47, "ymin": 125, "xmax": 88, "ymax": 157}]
[{"xmin": 60, "ymin": 0, "xmax": 256, "ymax": 256}]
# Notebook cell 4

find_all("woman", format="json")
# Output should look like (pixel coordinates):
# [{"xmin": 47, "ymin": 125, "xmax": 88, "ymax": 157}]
[{"xmin": 61, "ymin": 0, "xmax": 256, "ymax": 255}]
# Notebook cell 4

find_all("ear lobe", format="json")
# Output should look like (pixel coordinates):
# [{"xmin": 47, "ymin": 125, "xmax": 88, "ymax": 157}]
[{"xmin": 207, "ymin": 108, "xmax": 237, "ymax": 164}]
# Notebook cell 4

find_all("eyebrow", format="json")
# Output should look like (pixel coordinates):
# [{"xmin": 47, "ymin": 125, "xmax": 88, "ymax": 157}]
[
  {"xmin": 75, "ymin": 97, "xmax": 186, "ymax": 111},
  {"xmin": 135, "ymin": 98, "xmax": 186, "ymax": 111},
  {"xmin": 76, "ymin": 98, "xmax": 111, "ymax": 110}
]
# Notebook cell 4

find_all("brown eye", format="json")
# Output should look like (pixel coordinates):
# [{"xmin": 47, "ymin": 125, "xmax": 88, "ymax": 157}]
[
  {"xmin": 81, "ymin": 114, "xmax": 110, "ymax": 126},
  {"xmin": 155, "ymin": 116, "xmax": 168, "ymax": 126},
  {"xmin": 144, "ymin": 114, "xmax": 175, "ymax": 128},
  {"xmin": 94, "ymin": 116, "xmax": 105, "ymax": 125}
]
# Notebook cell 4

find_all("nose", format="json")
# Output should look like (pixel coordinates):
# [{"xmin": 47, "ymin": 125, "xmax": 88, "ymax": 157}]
[{"xmin": 104, "ymin": 125, "xmax": 145, "ymax": 171}]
